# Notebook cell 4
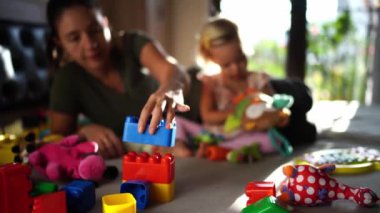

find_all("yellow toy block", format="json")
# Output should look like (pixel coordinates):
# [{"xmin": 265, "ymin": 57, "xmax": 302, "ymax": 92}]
[
  {"xmin": 150, "ymin": 181, "xmax": 175, "ymax": 203},
  {"xmin": 0, "ymin": 134, "xmax": 18, "ymax": 165},
  {"xmin": 102, "ymin": 193, "xmax": 136, "ymax": 213}
]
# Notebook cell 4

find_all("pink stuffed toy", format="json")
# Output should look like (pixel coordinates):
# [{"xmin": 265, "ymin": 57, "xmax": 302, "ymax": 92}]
[
  {"xmin": 279, "ymin": 164, "xmax": 379, "ymax": 206},
  {"xmin": 28, "ymin": 134, "xmax": 106, "ymax": 181}
]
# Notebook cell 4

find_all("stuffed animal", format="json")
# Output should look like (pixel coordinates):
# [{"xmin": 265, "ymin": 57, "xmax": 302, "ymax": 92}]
[
  {"xmin": 224, "ymin": 90, "xmax": 294, "ymax": 156},
  {"xmin": 279, "ymin": 164, "xmax": 379, "ymax": 206},
  {"xmin": 28, "ymin": 134, "xmax": 115, "ymax": 181},
  {"xmin": 224, "ymin": 90, "xmax": 293, "ymax": 133}
]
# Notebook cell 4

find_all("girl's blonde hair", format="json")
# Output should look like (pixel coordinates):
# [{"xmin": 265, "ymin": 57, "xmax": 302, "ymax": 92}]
[{"xmin": 198, "ymin": 18, "xmax": 240, "ymax": 61}]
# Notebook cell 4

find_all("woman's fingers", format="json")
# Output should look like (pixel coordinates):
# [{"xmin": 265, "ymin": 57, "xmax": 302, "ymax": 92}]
[
  {"xmin": 106, "ymin": 132, "xmax": 125, "ymax": 157},
  {"xmin": 149, "ymin": 104, "xmax": 163, "ymax": 134},
  {"xmin": 175, "ymin": 103, "xmax": 190, "ymax": 112},
  {"xmin": 165, "ymin": 99, "xmax": 175, "ymax": 129},
  {"xmin": 97, "ymin": 138, "xmax": 111, "ymax": 158},
  {"xmin": 139, "ymin": 89, "xmax": 190, "ymax": 134},
  {"xmin": 139, "ymin": 93, "xmax": 164, "ymax": 133}
]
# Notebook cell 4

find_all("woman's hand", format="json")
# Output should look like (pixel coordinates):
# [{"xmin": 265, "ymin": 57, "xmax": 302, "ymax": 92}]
[
  {"xmin": 138, "ymin": 88, "xmax": 190, "ymax": 135},
  {"xmin": 78, "ymin": 124, "xmax": 125, "ymax": 158}
]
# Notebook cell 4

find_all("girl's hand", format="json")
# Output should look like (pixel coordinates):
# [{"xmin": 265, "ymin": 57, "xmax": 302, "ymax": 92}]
[
  {"xmin": 78, "ymin": 124, "xmax": 125, "ymax": 158},
  {"xmin": 138, "ymin": 88, "xmax": 190, "ymax": 135}
]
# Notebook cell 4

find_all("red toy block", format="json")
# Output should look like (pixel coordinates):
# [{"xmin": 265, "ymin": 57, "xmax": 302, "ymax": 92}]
[
  {"xmin": 122, "ymin": 151, "xmax": 174, "ymax": 184},
  {"xmin": 245, "ymin": 181, "xmax": 275, "ymax": 206},
  {"xmin": 32, "ymin": 191, "xmax": 67, "ymax": 213},
  {"xmin": 206, "ymin": 146, "xmax": 231, "ymax": 161},
  {"xmin": 0, "ymin": 163, "xmax": 33, "ymax": 213}
]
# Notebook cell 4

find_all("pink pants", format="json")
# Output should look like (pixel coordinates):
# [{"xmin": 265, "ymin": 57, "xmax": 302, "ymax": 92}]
[{"xmin": 175, "ymin": 116, "xmax": 275, "ymax": 153}]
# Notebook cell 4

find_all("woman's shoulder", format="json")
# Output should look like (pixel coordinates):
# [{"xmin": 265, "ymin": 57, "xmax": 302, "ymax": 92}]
[
  {"xmin": 117, "ymin": 30, "xmax": 152, "ymax": 46},
  {"xmin": 114, "ymin": 30, "xmax": 153, "ymax": 58},
  {"xmin": 53, "ymin": 63, "xmax": 84, "ymax": 82}
]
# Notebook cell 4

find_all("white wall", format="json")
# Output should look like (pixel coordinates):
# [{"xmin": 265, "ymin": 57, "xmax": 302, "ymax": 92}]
[
  {"xmin": 100, "ymin": 0, "xmax": 209, "ymax": 68},
  {"xmin": 166, "ymin": 0, "xmax": 209, "ymax": 67}
]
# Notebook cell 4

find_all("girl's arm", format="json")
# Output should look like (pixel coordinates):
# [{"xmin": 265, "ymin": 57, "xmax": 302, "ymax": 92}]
[
  {"xmin": 138, "ymin": 41, "xmax": 190, "ymax": 134},
  {"xmin": 200, "ymin": 82, "xmax": 231, "ymax": 125}
]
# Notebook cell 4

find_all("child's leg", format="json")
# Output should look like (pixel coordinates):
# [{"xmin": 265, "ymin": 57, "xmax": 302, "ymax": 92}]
[
  {"xmin": 159, "ymin": 116, "xmax": 203, "ymax": 157},
  {"xmin": 175, "ymin": 116, "xmax": 203, "ymax": 144},
  {"xmin": 219, "ymin": 131, "xmax": 276, "ymax": 153}
]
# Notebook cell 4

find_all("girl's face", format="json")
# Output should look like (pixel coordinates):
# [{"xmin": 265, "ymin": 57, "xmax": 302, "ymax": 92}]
[
  {"xmin": 55, "ymin": 5, "xmax": 110, "ymax": 71},
  {"xmin": 209, "ymin": 40, "xmax": 248, "ymax": 80}
]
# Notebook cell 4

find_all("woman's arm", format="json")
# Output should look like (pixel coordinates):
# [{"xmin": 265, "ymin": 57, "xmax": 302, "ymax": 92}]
[
  {"xmin": 200, "ymin": 83, "xmax": 231, "ymax": 125},
  {"xmin": 49, "ymin": 111, "xmax": 124, "ymax": 159},
  {"xmin": 138, "ymin": 41, "xmax": 190, "ymax": 134}
]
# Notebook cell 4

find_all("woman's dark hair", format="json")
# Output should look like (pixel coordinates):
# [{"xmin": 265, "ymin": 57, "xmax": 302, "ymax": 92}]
[{"xmin": 46, "ymin": 0, "xmax": 94, "ymax": 70}]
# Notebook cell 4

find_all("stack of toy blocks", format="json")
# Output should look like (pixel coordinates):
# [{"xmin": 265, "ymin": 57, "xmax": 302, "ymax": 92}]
[
  {"xmin": 0, "ymin": 163, "xmax": 34, "ymax": 213},
  {"xmin": 1, "ymin": 163, "xmax": 99, "ymax": 213},
  {"xmin": 117, "ymin": 116, "xmax": 176, "ymax": 210},
  {"xmin": 122, "ymin": 151, "xmax": 175, "ymax": 203},
  {"xmin": 0, "ymin": 163, "xmax": 72, "ymax": 213}
]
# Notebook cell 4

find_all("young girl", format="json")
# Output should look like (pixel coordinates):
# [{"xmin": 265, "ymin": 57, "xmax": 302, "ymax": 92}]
[{"xmin": 174, "ymin": 18, "xmax": 316, "ymax": 157}]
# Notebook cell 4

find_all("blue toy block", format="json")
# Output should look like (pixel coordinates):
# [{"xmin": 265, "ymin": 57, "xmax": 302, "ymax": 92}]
[
  {"xmin": 62, "ymin": 180, "xmax": 95, "ymax": 213},
  {"xmin": 122, "ymin": 116, "xmax": 176, "ymax": 147},
  {"xmin": 120, "ymin": 180, "xmax": 151, "ymax": 210}
]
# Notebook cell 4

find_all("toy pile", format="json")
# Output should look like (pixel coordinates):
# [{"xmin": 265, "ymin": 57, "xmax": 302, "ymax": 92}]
[
  {"xmin": 242, "ymin": 164, "xmax": 379, "ymax": 212},
  {"xmin": 195, "ymin": 90, "xmax": 295, "ymax": 163},
  {"xmin": 98, "ymin": 116, "xmax": 177, "ymax": 212}
]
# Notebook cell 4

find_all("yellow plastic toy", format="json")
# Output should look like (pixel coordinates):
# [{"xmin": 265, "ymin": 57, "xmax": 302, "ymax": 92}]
[
  {"xmin": 294, "ymin": 147, "xmax": 380, "ymax": 174},
  {"xmin": 102, "ymin": 193, "xmax": 136, "ymax": 213},
  {"xmin": 0, "ymin": 134, "xmax": 18, "ymax": 165},
  {"xmin": 150, "ymin": 182, "xmax": 175, "ymax": 203}
]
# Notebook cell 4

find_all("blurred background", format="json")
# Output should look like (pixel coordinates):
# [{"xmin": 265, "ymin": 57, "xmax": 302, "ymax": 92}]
[{"xmin": 0, "ymin": 0, "xmax": 379, "ymax": 129}]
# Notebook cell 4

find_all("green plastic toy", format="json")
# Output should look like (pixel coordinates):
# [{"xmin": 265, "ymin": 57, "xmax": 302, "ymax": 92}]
[
  {"xmin": 242, "ymin": 196, "xmax": 289, "ymax": 213},
  {"xmin": 226, "ymin": 143, "xmax": 262, "ymax": 163}
]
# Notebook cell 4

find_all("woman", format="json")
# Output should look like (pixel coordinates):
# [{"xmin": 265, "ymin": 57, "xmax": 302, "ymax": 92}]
[{"xmin": 46, "ymin": 0, "xmax": 189, "ymax": 158}]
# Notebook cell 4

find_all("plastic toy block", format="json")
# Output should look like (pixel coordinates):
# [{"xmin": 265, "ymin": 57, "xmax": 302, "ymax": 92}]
[
  {"xmin": 242, "ymin": 196, "xmax": 289, "ymax": 213},
  {"xmin": 0, "ymin": 134, "xmax": 18, "ymax": 165},
  {"xmin": 245, "ymin": 181, "xmax": 275, "ymax": 206},
  {"xmin": 122, "ymin": 116, "xmax": 176, "ymax": 147},
  {"xmin": 32, "ymin": 191, "xmax": 67, "ymax": 213},
  {"xmin": 122, "ymin": 151, "xmax": 175, "ymax": 184},
  {"xmin": 30, "ymin": 181, "xmax": 58, "ymax": 197},
  {"xmin": 102, "ymin": 193, "xmax": 136, "ymax": 213},
  {"xmin": 227, "ymin": 144, "xmax": 262, "ymax": 163},
  {"xmin": 150, "ymin": 181, "xmax": 175, "ymax": 203},
  {"xmin": 206, "ymin": 146, "xmax": 231, "ymax": 161},
  {"xmin": 0, "ymin": 163, "xmax": 33, "ymax": 213},
  {"xmin": 62, "ymin": 180, "xmax": 95, "ymax": 213},
  {"xmin": 120, "ymin": 180, "xmax": 150, "ymax": 210}
]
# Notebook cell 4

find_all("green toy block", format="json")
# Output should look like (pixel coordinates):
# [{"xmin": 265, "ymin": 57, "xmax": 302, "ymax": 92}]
[
  {"xmin": 30, "ymin": 181, "xmax": 58, "ymax": 197},
  {"xmin": 242, "ymin": 196, "xmax": 288, "ymax": 213},
  {"xmin": 227, "ymin": 143, "xmax": 262, "ymax": 163}
]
